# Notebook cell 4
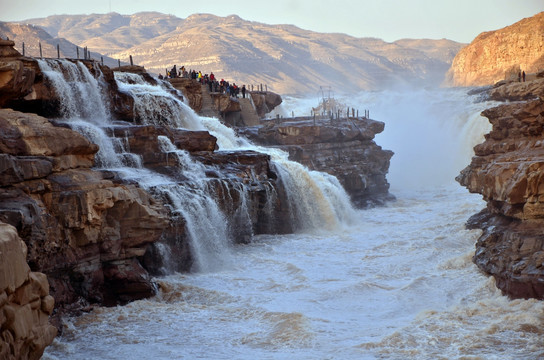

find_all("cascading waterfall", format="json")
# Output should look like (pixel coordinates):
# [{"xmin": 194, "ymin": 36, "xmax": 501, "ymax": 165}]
[
  {"xmin": 38, "ymin": 58, "xmax": 355, "ymax": 273},
  {"xmin": 114, "ymin": 72, "xmax": 203, "ymax": 130},
  {"xmin": 114, "ymin": 71, "xmax": 357, "ymax": 232},
  {"xmin": 155, "ymin": 136, "xmax": 232, "ymax": 272},
  {"xmin": 38, "ymin": 59, "xmax": 110, "ymax": 123},
  {"xmin": 43, "ymin": 79, "xmax": 544, "ymax": 360}
]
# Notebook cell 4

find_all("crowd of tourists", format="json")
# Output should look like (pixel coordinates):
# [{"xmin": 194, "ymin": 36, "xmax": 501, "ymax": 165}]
[{"xmin": 158, "ymin": 65, "xmax": 247, "ymax": 98}]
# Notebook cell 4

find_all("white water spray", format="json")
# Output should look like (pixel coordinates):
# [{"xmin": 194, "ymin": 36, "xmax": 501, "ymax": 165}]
[{"xmin": 273, "ymin": 88, "xmax": 497, "ymax": 191}]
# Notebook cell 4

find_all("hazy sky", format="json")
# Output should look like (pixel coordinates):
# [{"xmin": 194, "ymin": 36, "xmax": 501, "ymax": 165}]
[{"xmin": 0, "ymin": 0, "xmax": 542, "ymax": 43}]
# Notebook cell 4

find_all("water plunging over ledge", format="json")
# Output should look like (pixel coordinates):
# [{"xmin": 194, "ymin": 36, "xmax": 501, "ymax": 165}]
[{"xmin": 37, "ymin": 59, "xmax": 355, "ymax": 272}]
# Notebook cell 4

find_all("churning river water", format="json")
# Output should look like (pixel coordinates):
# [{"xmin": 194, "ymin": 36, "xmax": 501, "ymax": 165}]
[{"xmin": 42, "ymin": 83, "xmax": 544, "ymax": 359}]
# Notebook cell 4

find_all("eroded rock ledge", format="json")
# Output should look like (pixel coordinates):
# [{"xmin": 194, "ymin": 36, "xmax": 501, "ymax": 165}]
[
  {"xmin": 240, "ymin": 117, "xmax": 394, "ymax": 207},
  {"xmin": 457, "ymin": 76, "xmax": 544, "ymax": 299}
]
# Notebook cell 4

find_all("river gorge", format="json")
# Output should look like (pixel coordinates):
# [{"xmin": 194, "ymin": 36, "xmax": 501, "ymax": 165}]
[{"xmin": 1, "ymin": 37, "xmax": 544, "ymax": 359}]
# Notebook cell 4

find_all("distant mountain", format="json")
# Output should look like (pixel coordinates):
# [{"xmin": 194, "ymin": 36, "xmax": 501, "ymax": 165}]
[
  {"xmin": 0, "ymin": 22, "xmax": 121, "ymax": 68},
  {"xmin": 446, "ymin": 12, "xmax": 544, "ymax": 87},
  {"xmin": 12, "ymin": 12, "xmax": 464, "ymax": 95}
]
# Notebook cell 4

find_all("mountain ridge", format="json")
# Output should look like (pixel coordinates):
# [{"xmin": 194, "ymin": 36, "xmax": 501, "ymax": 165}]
[{"xmin": 4, "ymin": 12, "xmax": 464, "ymax": 95}]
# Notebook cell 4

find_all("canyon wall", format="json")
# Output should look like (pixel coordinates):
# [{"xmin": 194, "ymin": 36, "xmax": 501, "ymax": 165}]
[
  {"xmin": 457, "ymin": 75, "xmax": 544, "ymax": 299},
  {"xmin": 446, "ymin": 12, "xmax": 544, "ymax": 87}
]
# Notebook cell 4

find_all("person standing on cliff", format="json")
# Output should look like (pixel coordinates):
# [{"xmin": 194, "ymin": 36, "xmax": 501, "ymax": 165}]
[
  {"xmin": 518, "ymin": 71, "xmax": 522, "ymax": 82},
  {"xmin": 522, "ymin": 71, "xmax": 526, "ymax": 82},
  {"xmin": 242, "ymin": 85, "xmax": 246, "ymax": 98}
]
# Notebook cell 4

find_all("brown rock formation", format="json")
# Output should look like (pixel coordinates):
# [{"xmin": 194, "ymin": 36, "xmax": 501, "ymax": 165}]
[
  {"xmin": 168, "ymin": 77, "xmax": 282, "ymax": 122},
  {"xmin": 446, "ymin": 12, "xmax": 544, "ymax": 87},
  {"xmin": 250, "ymin": 91, "xmax": 283, "ymax": 118},
  {"xmin": 457, "ymin": 77, "xmax": 544, "ymax": 299},
  {"xmin": 0, "ymin": 42, "xmax": 296, "ymax": 312},
  {"xmin": 0, "ymin": 221, "xmax": 57, "ymax": 359},
  {"xmin": 240, "ymin": 117, "xmax": 394, "ymax": 207},
  {"xmin": 0, "ymin": 109, "xmax": 169, "ymax": 312}
]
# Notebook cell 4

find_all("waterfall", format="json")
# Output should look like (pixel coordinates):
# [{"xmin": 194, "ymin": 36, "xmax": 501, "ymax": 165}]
[
  {"xmin": 38, "ymin": 59, "xmax": 356, "ymax": 273},
  {"xmin": 114, "ymin": 71, "xmax": 357, "ymax": 230},
  {"xmin": 114, "ymin": 72, "xmax": 203, "ymax": 129},
  {"xmin": 37, "ymin": 59, "xmax": 110, "ymax": 123}
]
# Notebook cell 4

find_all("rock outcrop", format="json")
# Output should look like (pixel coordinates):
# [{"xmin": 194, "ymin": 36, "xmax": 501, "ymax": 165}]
[
  {"xmin": 457, "ymin": 76, "xmax": 544, "ymax": 299},
  {"xmin": 0, "ymin": 221, "xmax": 57, "ymax": 360},
  {"xmin": 446, "ymin": 12, "xmax": 544, "ymax": 87},
  {"xmin": 240, "ymin": 117, "xmax": 394, "ymax": 207},
  {"xmin": 168, "ymin": 77, "xmax": 283, "ymax": 125}
]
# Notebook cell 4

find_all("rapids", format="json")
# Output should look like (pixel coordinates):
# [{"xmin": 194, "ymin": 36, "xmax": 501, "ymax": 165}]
[{"xmin": 38, "ymin": 65, "xmax": 544, "ymax": 360}]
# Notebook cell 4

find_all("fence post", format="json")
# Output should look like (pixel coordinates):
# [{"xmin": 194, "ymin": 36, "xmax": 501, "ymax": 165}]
[
  {"xmin": 118, "ymin": 59, "xmax": 121, "ymax": 69},
  {"xmin": 39, "ymin": 42, "xmax": 42, "ymax": 58},
  {"xmin": 76, "ymin": 46, "xmax": 79, "ymax": 59},
  {"xmin": 22, "ymin": 42, "xmax": 25, "ymax": 56},
  {"xmin": 57, "ymin": 44, "xmax": 60, "ymax": 59},
  {"xmin": 101, "ymin": 56, "xmax": 104, "ymax": 66},
  {"xmin": 129, "ymin": 55, "xmax": 133, "ymax": 66}
]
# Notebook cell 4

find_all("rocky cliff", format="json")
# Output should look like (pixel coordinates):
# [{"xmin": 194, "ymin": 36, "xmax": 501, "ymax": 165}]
[
  {"xmin": 446, "ymin": 12, "xmax": 544, "ymax": 87},
  {"xmin": 457, "ymin": 75, "xmax": 544, "ymax": 299},
  {"xmin": 0, "ymin": 40, "xmax": 291, "ymax": 316}
]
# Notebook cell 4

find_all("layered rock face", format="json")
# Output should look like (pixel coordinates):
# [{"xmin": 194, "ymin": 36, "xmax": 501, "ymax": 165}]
[
  {"xmin": 241, "ymin": 117, "xmax": 394, "ymax": 207},
  {"xmin": 0, "ymin": 108, "xmax": 168, "ymax": 310},
  {"xmin": 457, "ymin": 77, "xmax": 544, "ymax": 299},
  {"xmin": 446, "ymin": 12, "xmax": 544, "ymax": 87},
  {"xmin": 0, "ymin": 222, "xmax": 57, "ymax": 360}
]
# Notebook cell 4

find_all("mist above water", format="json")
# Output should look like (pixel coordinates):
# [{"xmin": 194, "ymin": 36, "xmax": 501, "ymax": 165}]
[{"xmin": 270, "ymin": 87, "xmax": 495, "ymax": 191}]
